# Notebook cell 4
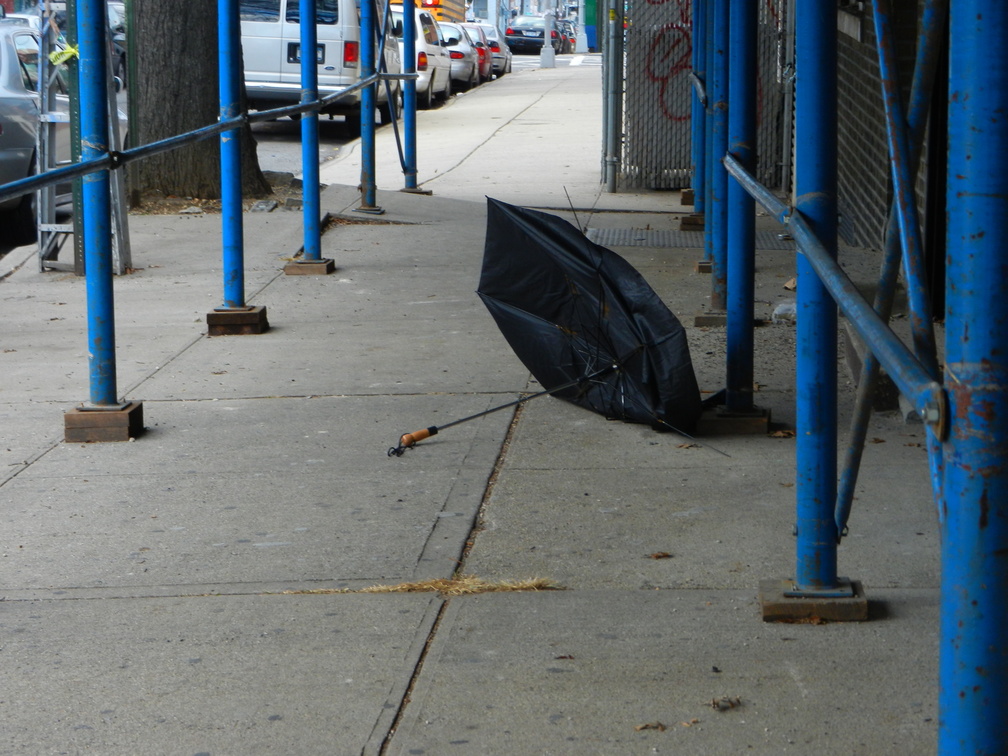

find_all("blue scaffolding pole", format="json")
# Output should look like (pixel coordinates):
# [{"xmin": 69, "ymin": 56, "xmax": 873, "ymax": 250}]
[
  {"xmin": 792, "ymin": 0, "xmax": 838, "ymax": 590},
  {"xmin": 707, "ymin": 0, "xmax": 729, "ymax": 310},
  {"xmin": 359, "ymin": 0, "xmax": 379, "ymax": 210},
  {"xmin": 299, "ymin": 0, "xmax": 322, "ymax": 260},
  {"xmin": 701, "ymin": 0, "xmax": 714, "ymax": 262},
  {"xmin": 689, "ymin": 0, "xmax": 706, "ymax": 216},
  {"xmin": 402, "ymin": 0, "xmax": 419, "ymax": 190},
  {"xmin": 940, "ymin": 1, "xmax": 1008, "ymax": 750},
  {"xmin": 725, "ymin": 1, "xmax": 756, "ymax": 412},
  {"xmin": 218, "ymin": 0, "xmax": 245, "ymax": 310},
  {"xmin": 77, "ymin": 0, "xmax": 116, "ymax": 406}
]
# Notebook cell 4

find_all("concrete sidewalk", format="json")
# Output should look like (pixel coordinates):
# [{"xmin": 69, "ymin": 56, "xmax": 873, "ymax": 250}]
[{"xmin": 0, "ymin": 59, "xmax": 938, "ymax": 754}]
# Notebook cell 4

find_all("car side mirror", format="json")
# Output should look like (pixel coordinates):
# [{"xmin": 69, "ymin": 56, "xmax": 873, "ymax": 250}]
[{"xmin": 446, "ymin": 36, "xmax": 459, "ymax": 45}]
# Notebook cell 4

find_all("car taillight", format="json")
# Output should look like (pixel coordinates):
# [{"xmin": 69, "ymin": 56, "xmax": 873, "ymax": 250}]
[
  {"xmin": 344, "ymin": 40, "xmax": 359, "ymax": 67},
  {"xmin": 477, "ymin": 47, "xmax": 486, "ymax": 61},
  {"xmin": 449, "ymin": 50, "xmax": 464, "ymax": 59},
  {"xmin": 489, "ymin": 40, "xmax": 500, "ymax": 51},
  {"xmin": 505, "ymin": 27, "xmax": 514, "ymax": 35},
  {"xmin": 551, "ymin": 30, "xmax": 558, "ymax": 39},
  {"xmin": 418, "ymin": 51, "xmax": 428, "ymax": 70}
]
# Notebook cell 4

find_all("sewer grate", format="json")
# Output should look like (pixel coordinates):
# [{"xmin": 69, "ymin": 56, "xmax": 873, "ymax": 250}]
[{"xmin": 585, "ymin": 228, "xmax": 795, "ymax": 250}]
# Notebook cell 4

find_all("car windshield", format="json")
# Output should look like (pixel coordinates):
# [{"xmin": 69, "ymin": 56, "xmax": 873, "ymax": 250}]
[{"xmin": 512, "ymin": 16, "xmax": 543, "ymax": 28}]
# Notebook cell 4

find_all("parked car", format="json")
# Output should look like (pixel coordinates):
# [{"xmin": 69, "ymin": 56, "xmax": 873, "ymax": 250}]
[
  {"xmin": 438, "ymin": 21, "xmax": 479, "ymax": 91},
  {"xmin": 240, "ymin": 0, "xmax": 403, "ymax": 132},
  {"xmin": 558, "ymin": 19, "xmax": 576, "ymax": 54},
  {"xmin": 0, "ymin": 18, "xmax": 68, "ymax": 245},
  {"xmin": 460, "ymin": 22, "xmax": 492, "ymax": 83},
  {"xmin": 505, "ymin": 15, "xmax": 561, "ymax": 55},
  {"xmin": 390, "ymin": 7, "xmax": 452, "ymax": 109},
  {"xmin": 472, "ymin": 21, "xmax": 511, "ymax": 77},
  {"xmin": 107, "ymin": 1, "xmax": 127, "ymax": 84},
  {"xmin": 0, "ymin": 17, "xmax": 127, "ymax": 248}
]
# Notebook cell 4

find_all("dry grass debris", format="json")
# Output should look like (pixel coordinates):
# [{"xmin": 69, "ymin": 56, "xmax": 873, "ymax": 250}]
[{"xmin": 279, "ymin": 575, "xmax": 562, "ymax": 597}]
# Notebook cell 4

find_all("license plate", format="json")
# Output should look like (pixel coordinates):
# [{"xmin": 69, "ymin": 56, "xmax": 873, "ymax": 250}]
[
  {"xmin": 524, "ymin": 31, "xmax": 539, "ymax": 37},
  {"xmin": 288, "ymin": 42, "xmax": 325, "ymax": 64}
]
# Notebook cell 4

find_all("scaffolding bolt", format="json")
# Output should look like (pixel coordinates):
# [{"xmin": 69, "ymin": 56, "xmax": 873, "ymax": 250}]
[{"xmin": 921, "ymin": 402, "xmax": 941, "ymax": 423}]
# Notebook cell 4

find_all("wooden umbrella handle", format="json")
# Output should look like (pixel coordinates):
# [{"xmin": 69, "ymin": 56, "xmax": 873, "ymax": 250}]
[{"xmin": 388, "ymin": 426, "xmax": 439, "ymax": 456}]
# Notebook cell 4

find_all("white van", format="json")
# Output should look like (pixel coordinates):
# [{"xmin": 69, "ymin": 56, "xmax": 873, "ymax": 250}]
[{"xmin": 240, "ymin": 0, "xmax": 402, "ymax": 131}]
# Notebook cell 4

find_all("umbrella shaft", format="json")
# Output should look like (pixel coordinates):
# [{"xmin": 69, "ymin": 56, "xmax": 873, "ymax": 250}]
[{"xmin": 439, "ymin": 365, "xmax": 617, "ymax": 433}]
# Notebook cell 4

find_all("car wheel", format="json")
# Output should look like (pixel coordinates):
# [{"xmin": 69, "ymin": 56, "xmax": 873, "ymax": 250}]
[
  {"xmin": 469, "ymin": 65, "xmax": 479, "ymax": 90},
  {"xmin": 420, "ymin": 77, "xmax": 434, "ymax": 109},
  {"xmin": 440, "ymin": 73, "xmax": 452, "ymax": 101},
  {"xmin": 342, "ymin": 110, "xmax": 362, "ymax": 138},
  {"xmin": 3, "ymin": 191, "xmax": 38, "ymax": 248}
]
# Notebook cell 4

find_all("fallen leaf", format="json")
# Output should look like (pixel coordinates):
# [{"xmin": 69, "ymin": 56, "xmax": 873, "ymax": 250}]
[
  {"xmin": 779, "ymin": 481, "xmax": 794, "ymax": 487},
  {"xmin": 870, "ymin": 437, "xmax": 886, "ymax": 444},
  {"xmin": 770, "ymin": 429, "xmax": 796, "ymax": 438},
  {"xmin": 783, "ymin": 277, "xmax": 797, "ymax": 291},
  {"xmin": 676, "ymin": 443, "xmax": 698, "ymax": 449},
  {"xmin": 635, "ymin": 722, "xmax": 667, "ymax": 732},
  {"xmin": 681, "ymin": 718, "xmax": 700, "ymax": 727},
  {"xmin": 554, "ymin": 654, "xmax": 575, "ymax": 660},
  {"xmin": 648, "ymin": 552, "xmax": 673, "ymax": 560}
]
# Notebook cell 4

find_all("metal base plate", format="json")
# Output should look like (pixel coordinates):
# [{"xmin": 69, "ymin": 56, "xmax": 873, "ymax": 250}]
[{"xmin": 759, "ymin": 578, "xmax": 869, "ymax": 622}]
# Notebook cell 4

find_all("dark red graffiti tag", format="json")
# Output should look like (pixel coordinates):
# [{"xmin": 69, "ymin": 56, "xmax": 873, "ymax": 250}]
[{"xmin": 643, "ymin": 3, "xmax": 693, "ymax": 122}]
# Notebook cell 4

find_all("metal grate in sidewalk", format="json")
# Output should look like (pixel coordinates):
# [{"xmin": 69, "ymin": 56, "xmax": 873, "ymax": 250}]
[{"xmin": 585, "ymin": 228, "xmax": 796, "ymax": 250}]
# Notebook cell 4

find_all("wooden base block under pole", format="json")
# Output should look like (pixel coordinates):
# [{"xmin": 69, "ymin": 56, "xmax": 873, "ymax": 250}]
[
  {"xmin": 284, "ymin": 259, "xmax": 336, "ymax": 276},
  {"xmin": 64, "ymin": 401, "xmax": 145, "ymax": 443},
  {"xmin": 207, "ymin": 306, "xmax": 269, "ymax": 336}
]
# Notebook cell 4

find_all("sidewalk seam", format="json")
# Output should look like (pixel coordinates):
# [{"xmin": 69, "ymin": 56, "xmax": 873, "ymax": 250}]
[{"xmin": 365, "ymin": 597, "xmax": 449, "ymax": 756}]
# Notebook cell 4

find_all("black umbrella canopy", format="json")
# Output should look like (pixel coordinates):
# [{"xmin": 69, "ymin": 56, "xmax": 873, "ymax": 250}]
[{"xmin": 478, "ymin": 198, "xmax": 702, "ymax": 434}]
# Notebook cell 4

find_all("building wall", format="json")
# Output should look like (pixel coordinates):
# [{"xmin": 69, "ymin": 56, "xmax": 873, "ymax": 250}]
[{"xmin": 835, "ymin": 1, "xmax": 923, "ymax": 249}]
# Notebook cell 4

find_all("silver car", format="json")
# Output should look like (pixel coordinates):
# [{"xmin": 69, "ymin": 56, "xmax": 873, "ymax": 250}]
[
  {"xmin": 0, "ymin": 18, "xmax": 68, "ymax": 246},
  {"xmin": 473, "ymin": 22, "xmax": 512, "ymax": 77},
  {"xmin": 439, "ymin": 21, "xmax": 479, "ymax": 91}
]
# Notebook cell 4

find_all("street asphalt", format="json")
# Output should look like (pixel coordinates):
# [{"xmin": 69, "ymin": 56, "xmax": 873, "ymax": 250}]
[{"xmin": 1, "ymin": 56, "xmax": 939, "ymax": 754}]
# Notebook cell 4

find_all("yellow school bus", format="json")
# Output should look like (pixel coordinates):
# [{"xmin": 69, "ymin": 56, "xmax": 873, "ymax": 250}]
[{"xmin": 390, "ymin": 0, "xmax": 466, "ymax": 24}]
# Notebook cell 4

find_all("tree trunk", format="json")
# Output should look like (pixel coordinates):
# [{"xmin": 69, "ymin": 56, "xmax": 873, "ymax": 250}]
[{"xmin": 130, "ymin": 0, "xmax": 271, "ymax": 203}]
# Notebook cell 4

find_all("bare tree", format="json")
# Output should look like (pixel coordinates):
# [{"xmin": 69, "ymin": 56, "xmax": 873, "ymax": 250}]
[{"xmin": 129, "ymin": 0, "xmax": 271, "ymax": 203}]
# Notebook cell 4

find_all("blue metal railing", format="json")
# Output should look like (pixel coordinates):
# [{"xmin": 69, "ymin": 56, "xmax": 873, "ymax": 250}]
[
  {"xmin": 703, "ymin": 0, "xmax": 1006, "ymax": 750},
  {"xmin": 0, "ymin": 0, "xmax": 415, "ymax": 409},
  {"xmin": 835, "ymin": 0, "xmax": 947, "ymax": 542}
]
